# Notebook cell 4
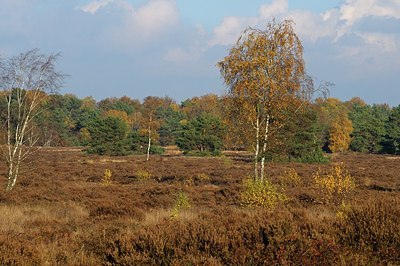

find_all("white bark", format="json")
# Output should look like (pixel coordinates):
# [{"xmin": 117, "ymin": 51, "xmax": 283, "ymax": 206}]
[
  {"xmin": 260, "ymin": 115, "xmax": 270, "ymax": 183},
  {"xmin": 146, "ymin": 134, "xmax": 151, "ymax": 161},
  {"xmin": 254, "ymin": 114, "xmax": 260, "ymax": 181},
  {"xmin": 146, "ymin": 114, "xmax": 152, "ymax": 161}
]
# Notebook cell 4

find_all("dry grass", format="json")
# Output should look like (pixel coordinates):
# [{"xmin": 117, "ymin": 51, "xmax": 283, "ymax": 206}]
[{"xmin": 0, "ymin": 149, "xmax": 398, "ymax": 265}]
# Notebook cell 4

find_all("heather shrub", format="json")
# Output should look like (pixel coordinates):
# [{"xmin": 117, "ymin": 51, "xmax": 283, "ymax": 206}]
[{"xmin": 336, "ymin": 199, "xmax": 400, "ymax": 263}]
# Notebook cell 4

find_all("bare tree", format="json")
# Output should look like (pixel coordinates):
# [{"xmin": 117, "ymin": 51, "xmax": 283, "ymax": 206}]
[{"xmin": 0, "ymin": 49, "xmax": 65, "ymax": 191}]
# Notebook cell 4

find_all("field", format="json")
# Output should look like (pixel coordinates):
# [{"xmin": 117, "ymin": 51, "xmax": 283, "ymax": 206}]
[{"xmin": 0, "ymin": 148, "xmax": 399, "ymax": 265}]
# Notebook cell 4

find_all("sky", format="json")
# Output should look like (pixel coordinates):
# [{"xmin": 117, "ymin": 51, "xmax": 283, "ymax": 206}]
[{"xmin": 0, "ymin": 0, "xmax": 399, "ymax": 105}]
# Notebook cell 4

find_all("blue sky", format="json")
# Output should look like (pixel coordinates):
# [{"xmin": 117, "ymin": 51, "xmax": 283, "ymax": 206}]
[{"xmin": 1, "ymin": 0, "xmax": 399, "ymax": 105}]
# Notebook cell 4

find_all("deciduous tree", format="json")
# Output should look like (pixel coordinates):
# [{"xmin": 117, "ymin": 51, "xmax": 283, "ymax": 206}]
[
  {"xmin": 218, "ymin": 20, "xmax": 308, "ymax": 181},
  {"xmin": 315, "ymin": 98, "xmax": 353, "ymax": 153},
  {"xmin": 0, "ymin": 49, "xmax": 64, "ymax": 191},
  {"xmin": 140, "ymin": 96, "xmax": 164, "ymax": 161}
]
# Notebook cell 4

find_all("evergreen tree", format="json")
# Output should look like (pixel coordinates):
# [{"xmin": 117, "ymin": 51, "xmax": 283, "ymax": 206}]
[
  {"xmin": 349, "ymin": 104, "xmax": 389, "ymax": 153},
  {"xmin": 86, "ymin": 116, "xmax": 130, "ymax": 155},
  {"xmin": 384, "ymin": 105, "xmax": 400, "ymax": 154},
  {"xmin": 282, "ymin": 106, "xmax": 327, "ymax": 163},
  {"xmin": 176, "ymin": 113, "xmax": 225, "ymax": 156}
]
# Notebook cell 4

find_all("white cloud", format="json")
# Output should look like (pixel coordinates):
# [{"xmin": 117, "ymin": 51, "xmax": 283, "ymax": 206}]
[
  {"xmin": 209, "ymin": 0, "xmax": 400, "ymax": 47},
  {"xmin": 80, "ymin": 0, "xmax": 179, "ymax": 37},
  {"xmin": 164, "ymin": 47, "xmax": 193, "ymax": 63},
  {"xmin": 129, "ymin": 0, "xmax": 179, "ymax": 36},
  {"xmin": 80, "ymin": 0, "xmax": 114, "ymax": 14},
  {"xmin": 259, "ymin": 0, "xmax": 288, "ymax": 18},
  {"xmin": 209, "ymin": 0, "xmax": 289, "ymax": 47},
  {"xmin": 164, "ymin": 25, "xmax": 207, "ymax": 64},
  {"xmin": 284, "ymin": 10, "xmax": 338, "ymax": 42},
  {"xmin": 80, "ymin": 0, "xmax": 180, "ymax": 50},
  {"xmin": 337, "ymin": 0, "xmax": 400, "ymax": 39},
  {"xmin": 357, "ymin": 32, "xmax": 397, "ymax": 53},
  {"xmin": 209, "ymin": 16, "xmax": 258, "ymax": 46}
]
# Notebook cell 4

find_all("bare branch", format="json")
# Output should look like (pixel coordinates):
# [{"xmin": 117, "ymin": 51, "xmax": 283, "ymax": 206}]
[{"xmin": 0, "ymin": 49, "xmax": 65, "ymax": 191}]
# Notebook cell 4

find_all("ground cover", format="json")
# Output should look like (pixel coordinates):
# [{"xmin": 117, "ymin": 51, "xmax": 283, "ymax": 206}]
[{"xmin": 0, "ymin": 148, "xmax": 399, "ymax": 265}]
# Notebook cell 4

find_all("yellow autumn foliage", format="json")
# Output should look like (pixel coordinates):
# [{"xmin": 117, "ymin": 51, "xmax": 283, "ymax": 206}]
[{"xmin": 313, "ymin": 163, "xmax": 356, "ymax": 205}]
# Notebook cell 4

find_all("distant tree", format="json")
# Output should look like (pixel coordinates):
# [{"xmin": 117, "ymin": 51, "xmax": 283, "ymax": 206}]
[
  {"xmin": 0, "ymin": 49, "xmax": 65, "ymax": 191},
  {"xmin": 86, "ymin": 116, "xmax": 130, "ymax": 156},
  {"xmin": 157, "ymin": 105, "xmax": 185, "ymax": 146},
  {"xmin": 218, "ymin": 20, "xmax": 311, "ymax": 181},
  {"xmin": 176, "ymin": 113, "xmax": 225, "ymax": 156},
  {"xmin": 315, "ymin": 98, "xmax": 353, "ymax": 153},
  {"xmin": 345, "ymin": 97, "xmax": 366, "ymax": 108},
  {"xmin": 328, "ymin": 116, "xmax": 353, "ymax": 153},
  {"xmin": 181, "ymin": 94, "xmax": 221, "ymax": 120},
  {"xmin": 140, "ymin": 96, "xmax": 164, "ymax": 161},
  {"xmin": 98, "ymin": 97, "xmax": 136, "ymax": 115},
  {"xmin": 81, "ymin": 96, "xmax": 97, "ymax": 109},
  {"xmin": 102, "ymin": 109, "xmax": 131, "ymax": 127},
  {"xmin": 384, "ymin": 105, "xmax": 400, "ymax": 154},
  {"xmin": 220, "ymin": 94, "xmax": 251, "ymax": 150},
  {"xmin": 349, "ymin": 104, "xmax": 389, "ymax": 153},
  {"xmin": 279, "ymin": 104, "xmax": 327, "ymax": 163}
]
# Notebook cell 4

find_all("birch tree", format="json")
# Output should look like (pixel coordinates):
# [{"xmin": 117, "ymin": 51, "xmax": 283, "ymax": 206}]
[
  {"xmin": 140, "ymin": 97, "xmax": 162, "ymax": 161},
  {"xmin": 0, "ymin": 49, "xmax": 64, "ymax": 191},
  {"xmin": 218, "ymin": 20, "xmax": 308, "ymax": 182}
]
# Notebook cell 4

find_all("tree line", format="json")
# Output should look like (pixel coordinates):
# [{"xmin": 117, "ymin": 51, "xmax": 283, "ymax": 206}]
[{"xmin": 1, "ymin": 91, "xmax": 398, "ymax": 158}]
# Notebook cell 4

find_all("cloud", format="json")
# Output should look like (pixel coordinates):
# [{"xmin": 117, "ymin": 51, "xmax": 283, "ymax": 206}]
[
  {"xmin": 80, "ymin": 0, "xmax": 114, "ymax": 14},
  {"xmin": 337, "ymin": 0, "xmax": 400, "ymax": 39},
  {"xmin": 209, "ymin": 0, "xmax": 400, "ymax": 47},
  {"xmin": 357, "ymin": 32, "xmax": 397, "ymax": 53},
  {"xmin": 164, "ymin": 25, "xmax": 208, "ymax": 64},
  {"xmin": 128, "ymin": 0, "xmax": 179, "ymax": 34},
  {"xmin": 208, "ymin": 0, "xmax": 289, "ymax": 47},
  {"xmin": 112, "ymin": 0, "xmax": 179, "ymax": 52},
  {"xmin": 209, "ymin": 16, "xmax": 258, "ymax": 46},
  {"xmin": 78, "ymin": 0, "xmax": 180, "ymax": 51},
  {"xmin": 259, "ymin": 0, "xmax": 288, "ymax": 18}
]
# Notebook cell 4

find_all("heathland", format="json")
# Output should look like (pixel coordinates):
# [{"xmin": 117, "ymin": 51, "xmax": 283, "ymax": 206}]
[{"xmin": 0, "ymin": 148, "xmax": 399, "ymax": 265}]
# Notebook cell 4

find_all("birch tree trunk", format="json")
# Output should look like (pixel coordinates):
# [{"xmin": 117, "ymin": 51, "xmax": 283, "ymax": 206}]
[
  {"xmin": 254, "ymin": 114, "xmax": 260, "ymax": 181},
  {"xmin": 146, "ymin": 114, "xmax": 152, "ymax": 161},
  {"xmin": 260, "ymin": 115, "xmax": 270, "ymax": 183},
  {"xmin": 147, "ymin": 129, "xmax": 151, "ymax": 161}
]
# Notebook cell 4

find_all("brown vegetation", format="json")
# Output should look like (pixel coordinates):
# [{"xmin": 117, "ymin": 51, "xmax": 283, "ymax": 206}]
[{"xmin": 0, "ymin": 149, "xmax": 399, "ymax": 265}]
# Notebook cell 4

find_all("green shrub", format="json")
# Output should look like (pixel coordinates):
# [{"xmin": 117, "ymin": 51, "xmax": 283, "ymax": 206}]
[
  {"xmin": 149, "ymin": 145, "xmax": 165, "ymax": 155},
  {"xmin": 292, "ymin": 149, "xmax": 329, "ymax": 164}
]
